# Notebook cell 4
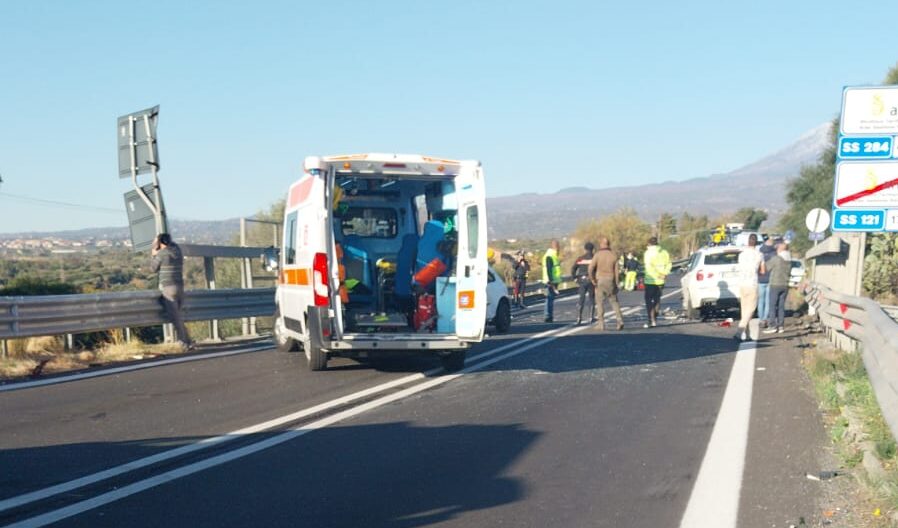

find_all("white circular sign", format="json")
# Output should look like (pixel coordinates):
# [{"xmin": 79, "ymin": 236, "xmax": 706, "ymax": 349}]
[{"xmin": 805, "ymin": 208, "xmax": 831, "ymax": 233}]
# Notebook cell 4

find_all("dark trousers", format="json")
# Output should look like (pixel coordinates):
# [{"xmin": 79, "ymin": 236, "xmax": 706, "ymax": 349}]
[
  {"xmin": 645, "ymin": 284, "xmax": 663, "ymax": 323},
  {"xmin": 513, "ymin": 279, "xmax": 526, "ymax": 305},
  {"xmin": 544, "ymin": 284, "xmax": 557, "ymax": 319},
  {"xmin": 161, "ymin": 284, "xmax": 191, "ymax": 345},
  {"xmin": 767, "ymin": 286, "xmax": 788, "ymax": 329},
  {"xmin": 576, "ymin": 281, "xmax": 595, "ymax": 322}
]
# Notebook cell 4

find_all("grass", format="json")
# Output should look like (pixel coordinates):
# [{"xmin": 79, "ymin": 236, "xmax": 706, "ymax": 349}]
[
  {"xmin": 805, "ymin": 342, "xmax": 898, "ymax": 518},
  {"xmin": 0, "ymin": 336, "xmax": 191, "ymax": 381}
]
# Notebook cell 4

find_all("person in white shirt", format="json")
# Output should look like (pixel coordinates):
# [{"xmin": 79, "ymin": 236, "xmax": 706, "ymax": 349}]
[{"xmin": 736, "ymin": 234, "xmax": 765, "ymax": 341}]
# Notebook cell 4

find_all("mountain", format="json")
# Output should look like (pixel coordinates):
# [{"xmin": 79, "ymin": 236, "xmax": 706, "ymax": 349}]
[
  {"xmin": 486, "ymin": 121, "xmax": 833, "ymax": 239},
  {"xmin": 2, "ymin": 122, "xmax": 832, "ymax": 243},
  {"xmin": 0, "ymin": 218, "xmax": 241, "ymax": 245}
]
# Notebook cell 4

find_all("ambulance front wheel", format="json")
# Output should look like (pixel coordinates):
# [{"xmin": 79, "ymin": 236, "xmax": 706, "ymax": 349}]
[{"xmin": 441, "ymin": 350, "xmax": 466, "ymax": 372}]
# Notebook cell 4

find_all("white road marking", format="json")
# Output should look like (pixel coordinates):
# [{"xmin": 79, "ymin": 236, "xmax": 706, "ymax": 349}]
[
  {"xmin": 6, "ymin": 325, "xmax": 589, "ymax": 528},
  {"xmin": 0, "ymin": 344, "xmax": 273, "ymax": 393},
  {"xmin": 679, "ymin": 341, "xmax": 757, "ymax": 528},
  {"xmin": 0, "ymin": 325, "xmax": 572, "ymax": 515},
  {"xmin": 3, "ymin": 288, "xmax": 682, "ymax": 522}
]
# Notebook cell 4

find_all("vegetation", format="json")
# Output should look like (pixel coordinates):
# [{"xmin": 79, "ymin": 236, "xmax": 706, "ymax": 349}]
[
  {"xmin": 574, "ymin": 208, "xmax": 652, "ymax": 258},
  {"xmin": 805, "ymin": 344, "xmax": 898, "ymax": 517}
]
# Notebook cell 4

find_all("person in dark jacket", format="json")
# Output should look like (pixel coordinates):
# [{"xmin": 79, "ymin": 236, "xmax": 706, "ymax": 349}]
[
  {"xmin": 150, "ymin": 233, "xmax": 194, "ymax": 349},
  {"xmin": 763, "ymin": 242, "xmax": 791, "ymax": 334},
  {"xmin": 572, "ymin": 242, "xmax": 596, "ymax": 325},
  {"xmin": 512, "ymin": 251, "xmax": 530, "ymax": 308},
  {"xmin": 623, "ymin": 252, "xmax": 640, "ymax": 291}
]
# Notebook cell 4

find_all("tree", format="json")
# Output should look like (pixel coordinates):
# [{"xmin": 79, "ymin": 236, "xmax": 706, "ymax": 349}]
[
  {"xmin": 573, "ymin": 208, "xmax": 652, "ymax": 258},
  {"xmin": 677, "ymin": 212, "xmax": 711, "ymax": 257},
  {"xmin": 657, "ymin": 213, "xmax": 677, "ymax": 240},
  {"xmin": 732, "ymin": 207, "xmax": 768, "ymax": 231},
  {"xmin": 778, "ymin": 119, "xmax": 837, "ymax": 255}
]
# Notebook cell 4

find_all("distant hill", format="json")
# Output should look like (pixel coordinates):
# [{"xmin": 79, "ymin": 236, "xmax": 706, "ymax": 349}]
[
  {"xmin": 2, "ymin": 122, "xmax": 832, "ymax": 244},
  {"xmin": 0, "ymin": 218, "xmax": 240, "ymax": 245},
  {"xmin": 486, "ymin": 121, "xmax": 832, "ymax": 239}
]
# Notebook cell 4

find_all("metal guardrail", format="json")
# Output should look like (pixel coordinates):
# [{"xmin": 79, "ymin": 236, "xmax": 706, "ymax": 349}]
[
  {"xmin": 0, "ymin": 288, "xmax": 276, "ymax": 340},
  {"xmin": 803, "ymin": 282, "xmax": 898, "ymax": 443}
]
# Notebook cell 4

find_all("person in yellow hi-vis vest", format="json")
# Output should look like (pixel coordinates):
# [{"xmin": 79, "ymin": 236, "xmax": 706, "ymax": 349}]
[
  {"xmin": 642, "ymin": 236, "xmax": 671, "ymax": 328},
  {"xmin": 542, "ymin": 240, "xmax": 562, "ymax": 323}
]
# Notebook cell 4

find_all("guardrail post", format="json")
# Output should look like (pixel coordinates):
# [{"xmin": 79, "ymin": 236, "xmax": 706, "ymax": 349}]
[
  {"xmin": 125, "ymin": 327, "xmax": 132, "ymax": 343},
  {"xmin": 204, "ymin": 257, "xmax": 220, "ymax": 341},
  {"xmin": 245, "ymin": 257, "xmax": 257, "ymax": 336},
  {"xmin": 65, "ymin": 334, "xmax": 73, "ymax": 351},
  {"xmin": 1, "ymin": 340, "xmax": 7, "ymax": 359}
]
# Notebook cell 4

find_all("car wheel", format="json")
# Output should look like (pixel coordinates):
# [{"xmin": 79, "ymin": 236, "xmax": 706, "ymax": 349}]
[
  {"xmin": 494, "ymin": 299, "xmax": 512, "ymax": 333},
  {"xmin": 441, "ymin": 350, "xmax": 466, "ymax": 372},
  {"xmin": 273, "ymin": 308, "xmax": 298, "ymax": 352}
]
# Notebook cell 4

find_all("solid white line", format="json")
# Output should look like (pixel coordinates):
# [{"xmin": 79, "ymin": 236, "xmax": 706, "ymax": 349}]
[
  {"xmin": 3, "ymin": 288, "xmax": 683, "ymax": 519},
  {"xmin": 679, "ymin": 341, "xmax": 757, "ymax": 528},
  {"xmin": 7, "ymin": 324, "xmax": 588, "ymax": 528},
  {"xmin": 0, "ymin": 344, "xmax": 274, "ymax": 393},
  {"xmin": 0, "ymin": 324, "xmax": 572, "ymax": 515}
]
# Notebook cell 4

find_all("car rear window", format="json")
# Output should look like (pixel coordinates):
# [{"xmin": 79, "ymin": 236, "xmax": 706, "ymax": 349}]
[{"xmin": 703, "ymin": 252, "xmax": 740, "ymax": 266}]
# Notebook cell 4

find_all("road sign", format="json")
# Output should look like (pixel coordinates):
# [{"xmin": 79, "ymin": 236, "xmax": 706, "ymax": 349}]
[
  {"xmin": 117, "ymin": 106, "xmax": 160, "ymax": 178},
  {"xmin": 808, "ymin": 231, "xmax": 825, "ymax": 241},
  {"xmin": 833, "ymin": 86, "xmax": 898, "ymax": 232},
  {"xmin": 124, "ymin": 183, "xmax": 168, "ymax": 251},
  {"xmin": 805, "ymin": 208, "xmax": 831, "ymax": 233}
]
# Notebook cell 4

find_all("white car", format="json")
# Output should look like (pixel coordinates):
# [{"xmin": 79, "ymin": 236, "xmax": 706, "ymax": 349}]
[
  {"xmin": 680, "ymin": 246, "xmax": 747, "ymax": 320},
  {"xmin": 486, "ymin": 267, "xmax": 512, "ymax": 333},
  {"xmin": 789, "ymin": 259, "xmax": 806, "ymax": 288}
]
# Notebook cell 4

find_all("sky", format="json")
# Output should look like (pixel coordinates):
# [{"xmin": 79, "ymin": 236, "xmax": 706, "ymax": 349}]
[{"xmin": 1, "ymin": 0, "xmax": 898, "ymax": 234}]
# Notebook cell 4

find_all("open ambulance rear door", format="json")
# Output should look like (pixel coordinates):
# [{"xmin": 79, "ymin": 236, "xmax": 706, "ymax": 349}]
[{"xmin": 453, "ymin": 162, "xmax": 488, "ymax": 342}]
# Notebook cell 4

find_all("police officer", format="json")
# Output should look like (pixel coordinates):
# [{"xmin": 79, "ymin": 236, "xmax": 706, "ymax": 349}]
[{"xmin": 572, "ymin": 242, "xmax": 596, "ymax": 325}]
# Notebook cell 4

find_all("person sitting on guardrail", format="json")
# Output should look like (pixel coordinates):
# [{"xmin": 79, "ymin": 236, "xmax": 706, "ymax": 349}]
[
  {"xmin": 763, "ymin": 242, "xmax": 791, "ymax": 335},
  {"xmin": 151, "ymin": 233, "xmax": 194, "ymax": 350},
  {"xmin": 736, "ymin": 233, "xmax": 765, "ymax": 341}
]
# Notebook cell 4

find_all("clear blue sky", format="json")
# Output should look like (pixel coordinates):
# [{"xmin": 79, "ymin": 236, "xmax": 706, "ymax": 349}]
[{"xmin": 2, "ymin": 0, "xmax": 897, "ymax": 234}]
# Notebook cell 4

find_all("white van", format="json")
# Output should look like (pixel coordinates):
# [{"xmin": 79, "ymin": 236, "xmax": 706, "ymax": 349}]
[{"xmin": 271, "ymin": 153, "xmax": 488, "ymax": 371}]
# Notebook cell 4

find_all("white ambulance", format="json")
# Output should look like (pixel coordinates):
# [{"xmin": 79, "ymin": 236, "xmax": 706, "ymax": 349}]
[{"xmin": 271, "ymin": 153, "xmax": 489, "ymax": 371}]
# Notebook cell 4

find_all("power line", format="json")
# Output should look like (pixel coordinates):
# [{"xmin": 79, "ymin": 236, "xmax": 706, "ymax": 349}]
[{"xmin": 0, "ymin": 192, "xmax": 122, "ymax": 214}]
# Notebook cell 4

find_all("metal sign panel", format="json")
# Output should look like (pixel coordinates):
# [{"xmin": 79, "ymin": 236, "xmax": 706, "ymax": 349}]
[
  {"xmin": 833, "ymin": 86, "xmax": 898, "ymax": 232},
  {"xmin": 117, "ymin": 106, "xmax": 160, "ymax": 178},
  {"xmin": 124, "ymin": 183, "xmax": 168, "ymax": 251}
]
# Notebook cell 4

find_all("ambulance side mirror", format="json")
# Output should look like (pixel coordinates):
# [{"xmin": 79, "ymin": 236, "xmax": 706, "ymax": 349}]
[{"xmin": 261, "ymin": 247, "xmax": 280, "ymax": 272}]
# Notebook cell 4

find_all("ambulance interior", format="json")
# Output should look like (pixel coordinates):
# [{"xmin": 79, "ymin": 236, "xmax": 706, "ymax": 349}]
[{"xmin": 333, "ymin": 175, "xmax": 460, "ymax": 334}]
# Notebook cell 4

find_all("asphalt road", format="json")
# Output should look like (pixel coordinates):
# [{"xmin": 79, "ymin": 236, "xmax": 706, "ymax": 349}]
[{"xmin": 0, "ymin": 284, "xmax": 829, "ymax": 527}]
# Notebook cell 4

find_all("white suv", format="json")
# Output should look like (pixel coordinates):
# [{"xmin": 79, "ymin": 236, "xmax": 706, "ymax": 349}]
[
  {"xmin": 486, "ymin": 267, "xmax": 512, "ymax": 333},
  {"xmin": 680, "ymin": 246, "xmax": 747, "ymax": 320}
]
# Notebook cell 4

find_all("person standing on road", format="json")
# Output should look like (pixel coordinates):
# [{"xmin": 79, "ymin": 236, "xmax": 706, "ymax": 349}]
[
  {"xmin": 757, "ymin": 236, "xmax": 776, "ymax": 326},
  {"xmin": 642, "ymin": 237, "xmax": 671, "ymax": 328},
  {"xmin": 572, "ymin": 242, "xmax": 596, "ymax": 325},
  {"xmin": 588, "ymin": 237, "xmax": 625, "ymax": 331},
  {"xmin": 763, "ymin": 242, "xmax": 791, "ymax": 334},
  {"xmin": 512, "ymin": 251, "xmax": 530, "ymax": 308},
  {"xmin": 151, "ymin": 233, "xmax": 194, "ymax": 350},
  {"xmin": 542, "ymin": 240, "xmax": 562, "ymax": 323},
  {"xmin": 736, "ymin": 233, "xmax": 765, "ymax": 341},
  {"xmin": 623, "ymin": 252, "xmax": 639, "ymax": 291}
]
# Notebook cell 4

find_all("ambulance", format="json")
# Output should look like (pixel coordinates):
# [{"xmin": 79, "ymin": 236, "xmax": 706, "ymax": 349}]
[{"xmin": 271, "ymin": 153, "xmax": 489, "ymax": 371}]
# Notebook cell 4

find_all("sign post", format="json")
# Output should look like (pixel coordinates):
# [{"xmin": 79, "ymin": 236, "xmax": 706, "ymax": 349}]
[{"xmin": 117, "ymin": 106, "xmax": 167, "ymax": 250}]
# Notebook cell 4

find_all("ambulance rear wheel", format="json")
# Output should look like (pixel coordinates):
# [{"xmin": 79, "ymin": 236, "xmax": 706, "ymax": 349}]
[
  {"xmin": 273, "ymin": 308, "xmax": 298, "ymax": 352},
  {"xmin": 441, "ymin": 350, "xmax": 466, "ymax": 372},
  {"xmin": 305, "ymin": 341, "xmax": 328, "ymax": 371}
]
